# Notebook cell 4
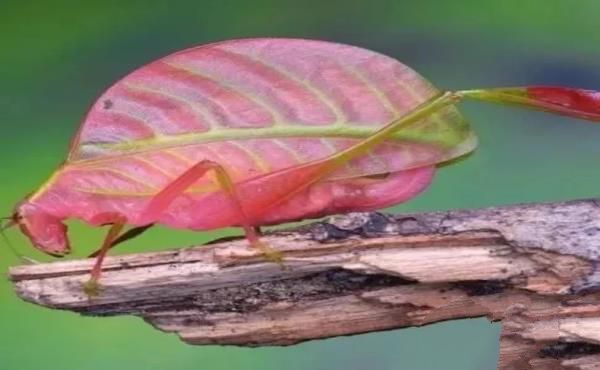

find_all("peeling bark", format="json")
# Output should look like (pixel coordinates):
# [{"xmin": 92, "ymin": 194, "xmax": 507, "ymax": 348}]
[{"xmin": 9, "ymin": 199, "xmax": 600, "ymax": 369}]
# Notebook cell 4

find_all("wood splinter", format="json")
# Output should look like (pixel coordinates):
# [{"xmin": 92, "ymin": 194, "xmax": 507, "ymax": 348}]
[{"xmin": 9, "ymin": 199, "xmax": 600, "ymax": 370}]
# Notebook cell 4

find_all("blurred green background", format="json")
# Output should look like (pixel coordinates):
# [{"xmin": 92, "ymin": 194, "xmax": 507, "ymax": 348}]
[{"xmin": 1, "ymin": 1, "xmax": 598, "ymax": 369}]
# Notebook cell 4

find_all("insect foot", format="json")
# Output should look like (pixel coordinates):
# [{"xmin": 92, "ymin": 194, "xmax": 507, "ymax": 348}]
[
  {"xmin": 253, "ymin": 240, "xmax": 284, "ymax": 265},
  {"xmin": 83, "ymin": 278, "xmax": 101, "ymax": 298}
]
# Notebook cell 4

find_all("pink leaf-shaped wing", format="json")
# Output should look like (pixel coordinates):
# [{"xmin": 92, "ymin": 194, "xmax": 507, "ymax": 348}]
[
  {"xmin": 34, "ymin": 39, "xmax": 476, "ymax": 227},
  {"xmin": 68, "ymin": 38, "xmax": 475, "ymax": 179}
]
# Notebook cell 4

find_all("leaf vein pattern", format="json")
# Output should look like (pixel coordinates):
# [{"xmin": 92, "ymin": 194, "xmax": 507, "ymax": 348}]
[
  {"xmin": 68, "ymin": 167, "xmax": 158, "ymax": 192},
  {"xmin": 343, "ymin": 64, "xmax": 399, "ymax": 117},
  {"xmin": 123, "ymin": 83, "xmax": 218, "ymax": 129},
  {"xmin": 271, "ymin": 139, "xmax": 303, "ymax": 164},
  {"xmin": 228, "ymin": 49, "xmax": 346, "ymax": 122},
  {"xmin": 163, "ymin": 61, "xmax": 284, "ymax": 123},
  {"xmin": 319, "ymin": 138, "xmax": 356, "ymax": 173},
  {"xmin": 226, "ymin": 141, "xmax": 271, "ymax": 172}
]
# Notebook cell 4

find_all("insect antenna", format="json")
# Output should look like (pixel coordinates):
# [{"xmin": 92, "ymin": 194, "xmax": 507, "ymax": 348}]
[
  {"xmin": 0, "ymin": 218, "xmax": 34, "ymax": 263},
  {"xmin": 0, "ymin": 218, "xmax": 16, "ymax": 234}
]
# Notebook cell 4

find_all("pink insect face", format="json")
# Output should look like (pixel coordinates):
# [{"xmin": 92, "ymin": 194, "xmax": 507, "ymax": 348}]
[{"xmin": 14, "ymin": 202, "xmax": 70, "ymax": 257}]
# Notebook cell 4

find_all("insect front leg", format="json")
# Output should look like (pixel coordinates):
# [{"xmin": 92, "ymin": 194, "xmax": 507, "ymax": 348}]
[
  {"xmin": 88, "ymin": 224, "xmax": 155, "ymax": 258},
  {"xmin": 84, "ymin": 215, "xmax": 127, "ymax": 296}
]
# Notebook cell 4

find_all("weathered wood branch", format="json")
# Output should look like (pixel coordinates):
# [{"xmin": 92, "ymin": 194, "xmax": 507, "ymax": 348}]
[{"xmin": 9, "ymin": 199, "xmax": 600, "ymax": 369}]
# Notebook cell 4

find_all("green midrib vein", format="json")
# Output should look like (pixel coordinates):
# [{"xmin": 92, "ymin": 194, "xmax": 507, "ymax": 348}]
[{"xmin": 75, "ymin": 120, "xmax": 471, "ymax": 160}]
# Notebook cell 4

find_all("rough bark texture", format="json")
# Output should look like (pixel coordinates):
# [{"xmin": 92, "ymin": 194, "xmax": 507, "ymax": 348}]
[{"xmin": 9, "ymin": 199, "xmax": 600, "ymax": 370}]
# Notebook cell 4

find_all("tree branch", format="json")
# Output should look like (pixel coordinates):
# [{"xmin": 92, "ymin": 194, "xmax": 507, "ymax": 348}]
[{"xmin": 9, "ymin": 199, "xmax": 600, "ymax": 369}]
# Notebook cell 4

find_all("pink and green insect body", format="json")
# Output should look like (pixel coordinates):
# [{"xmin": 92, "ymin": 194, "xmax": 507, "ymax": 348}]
[
  {"xmin": 5, "ymin": 38, "xmax": 599, "ymax": 285},
  {"xmin": 12, "ymin": 38, "xmax": 475, "ymax": 255}
]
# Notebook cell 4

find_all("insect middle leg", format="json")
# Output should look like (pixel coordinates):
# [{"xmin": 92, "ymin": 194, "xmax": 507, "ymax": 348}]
[
  {"xmin": 88, "ymin": 224, "xmax": 155, "ymax": 258},
  {"xmin": 138, "ymin": 160, "xmax": 281, "ymax": 261}
]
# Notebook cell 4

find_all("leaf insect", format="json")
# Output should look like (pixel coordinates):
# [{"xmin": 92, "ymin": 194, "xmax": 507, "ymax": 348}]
[{"xmin": 4, "ymin": 39, "xmax": 598, "ymax": 295}]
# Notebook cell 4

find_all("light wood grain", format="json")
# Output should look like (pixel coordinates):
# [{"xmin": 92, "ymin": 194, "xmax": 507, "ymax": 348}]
[{"xmin": 9, "ymin": 199, "xmax": 600, "ymax": 369}]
